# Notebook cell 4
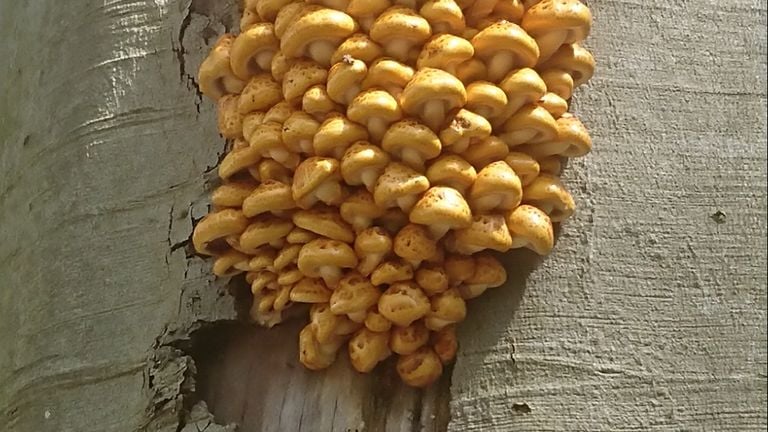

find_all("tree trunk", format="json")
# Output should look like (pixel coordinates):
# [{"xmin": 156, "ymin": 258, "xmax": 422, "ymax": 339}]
[{"xmin": 0, "ymin": 1, "xmax": 765, "ymax": 432}]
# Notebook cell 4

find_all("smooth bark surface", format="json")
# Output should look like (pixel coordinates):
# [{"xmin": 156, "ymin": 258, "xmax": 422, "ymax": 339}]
[{"xmin": 0, "ymin": 1, "xmax": 766, "ymax": 431}]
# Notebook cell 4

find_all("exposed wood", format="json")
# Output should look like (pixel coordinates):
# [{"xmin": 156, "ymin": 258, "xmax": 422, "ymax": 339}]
[{"xmin": 0, "ymin": 0, "xmax": 765, "ymax": 432}]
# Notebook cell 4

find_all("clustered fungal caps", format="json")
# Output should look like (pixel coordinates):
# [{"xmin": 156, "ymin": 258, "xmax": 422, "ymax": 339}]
[{"xmin": 194, "ymin": 0, "xmax": 595, "ymax": 388}]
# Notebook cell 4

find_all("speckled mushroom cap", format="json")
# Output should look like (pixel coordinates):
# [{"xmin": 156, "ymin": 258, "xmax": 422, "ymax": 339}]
[
  {"xmin": 257, "ymin": 0, "xmax": 301, "ymax": 23},
  {"xmin": 396, "ymin": 346, "xmax": 443, "ymax": 388},
  {"xmin": 292, "ymin": 206, "xmax": 355, "ymax": 242},
  {"xmin": 521, "ymin": 0, "xmax": 592, "ymax": 62},
  {"xmin": 439, "ymin": 108, "xmax": 493, "ymax": 154},
  {"xmin": 348, "ymin": 327, "xmax": 391, "ymax": 373},
  {"xmin": 330, "ymin": 271, "xmax": 382, "ymax": 318},
  {"xmin": 346, "ymin": 0, "xmax": 392, "ymax": 31},
  {"xmin": 378, "ymin": 282, "xmax": 431, "ymax": 327},
  {"xmin": 298, "ymin": 238, "xmax": 359, "ymax": 286},
  {"xmin": 522, "ymin": 173, "xmax": 575, "ymax": 222},
  {"xmin": 339, "ymin": 189, "xmax": 386, "ymax": 232},
  {"xmin": 217, "ymin": 95, "xmax": 244, "ymax": 139},
  {"xmin": 302, "ymin": 85, "xmax": 342, "ymax": 120},
  {"xmin": 500, "ymin": 105, "xmax": 559, "ymax": 147},
  {"xmin": 465, "ymin": 81, "xmax": 509, "ymax": 121},
  {"xmin": 369, "ymin": 6, "xmax": 432, "ymax": 62},
  {"xmin": 211, "ymin": 181, "xmax": 256, "ymax": 209},
  {"xmin": 282, "ymin": 111, "xmax": 320, "ymax": 154},
  {"xmin": 393, "ymin": 223, "xmax": 439, "ymax": 268},
  {"xmin": 347, "ymin": 88, "xmax": 403, "ymax": 142},
  {"xmin": 299, "ymin": 323, "xmax": 345, "ymax": 371},
  {"xmin": 381, "ymin": 119, "xmax": 442, "ymax": 170},
  {"xmin": 240, "ymin": 215, "xmax": 294, "ymax": 250},
  {"xmin": 218, "ymin": 143, "xmax": 261, "ymax": 181},
  {"xmin": 242, "ymin": 179, "xmax": 296, "ymax": 217},
  {"xmin": 505, "ymin": 204, "xmax": 554, "ymax": 255},
  {"xmin": 313, "ymin": 113, "xmax": 369, "ymax": 159},
  {"xmin": 286, "ymin": 226, "xmax": 319, "ymax": 244},
  {"xmin": 468, "ymin": 160, "xmax": 523, "ymax": 213},
  {"xmin": 273, "ymin": 243, "xmax": 302, "ymax": 271},
  {"xmin": 290, "ymin": 277, "xmax": 333, "ymax": 303},
  {"xmin": 504, "ymin": 151, "xmax": 541, "ymax": 186},
  {"xmin": 280, "ymin": 6, "xmax": 358, "ymax": 66},
  {"xmin": 536, "ymin": 92, "xmax": 569, "ymax": 119},
  {"xmin": 192, "ymin": 209, "xmax": 250, "ymax": 256},
  {"xmin": 198, "ymin": 34, "xmax": 246, "ymax": 101},
  {"xmin": 373, "ymin": 162, "xmax": 430, "ymax": 212},
  {"xmin": 417, "ymin": 34, "xmax": 474, "ymax": 75},
  {"xmin": 230, "ymin": 23, "xmax": 279, "ymax": 80},
  {"xmin": 432, "ymin": 325, "xmax": 459, "ymax": 364},
  {"xmin": 331, "ymin": 33, "xmax": 385, "ymax": 64},
  {"xmin": 390, "ymin": 321, "xmax": 430, "ymax": 355},
  {"xmin": 459, "ymin": 252, "xmax": 507, "ymax": 299},
  {"xmin": 415, "ymin": 264, "xmax": 450, "ymax": 296},
  {"xmin": 327, "ymin": 55, "xmax": 368, "ymax": 106},
  {"xmin": 370, "ymin": 260, "xmax": 412, "ymax": 288},
  {"xmin": 462, "ymin": 136, "xmax": 510, "ymax": 169},
  {"xmin": 400, "ymin": 67, "xmax": 468, "ymax": 131},
  {"xmin": 451, "ymin": 214, "xmax": 514, "ymax": 254},
  {"xmin": 361, "ymin": 58, "xmax": 415, "ymax": 99},
  {"xmin": 292, "ymin": 156, "xmax": 344, "ymax": 208},
  {"xmin": 273, "ymin": 3, "xmax": 307, "ymax": 38},
  {"xmin": 354, "ymin": 226, "xmax": 393, "ymax": 276},
  {"xmin": 471, "ymin": 20, "xmax": 540, "ymax": 82},
  {"xmin": 426, "ymin": 154, "xmax": 478, "ymax": 195},
  {"xmin": 340, "ymin": 141, "xmax": 391, "ymax": 192},
  {"xmin": 238, "ymin": 73, "xmax": 283, "ymax": 113},
  {"xmin": 364, "ymin": 307, "xmax": 392, "ymax": 332},
  {"xmin": 410, "ymin": 186, "xmax": 473, "ymax": 239},
  {"xmin": 212, "ymin": 249, "xmax": 251, "ymax": 277},
  {"xmin": 282, "ymin": 60, "xmax": 329, "ymax": 105},
  {"xmin": 540, "ymin": 68, "xmax": 574, "ymax": 100},
  {"xmin": 538, "ymin": 42, "xmax": 595, "ymax": 87},
  {"xmin": 497, "ymin": 67, "xmax": 547, "ymax": 123},
  {"xmin": 425, "ymin": 288, "xmax": 467, "ymax": 330},
  {"xmin": 420, "ymin": 0, "xmax": 466, "ymax": 34}
]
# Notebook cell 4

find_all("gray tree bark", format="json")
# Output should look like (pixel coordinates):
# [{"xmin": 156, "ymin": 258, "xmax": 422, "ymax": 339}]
[{"xmin": 0, "ymin": 1, "xmax": 766, "ymax": 432}]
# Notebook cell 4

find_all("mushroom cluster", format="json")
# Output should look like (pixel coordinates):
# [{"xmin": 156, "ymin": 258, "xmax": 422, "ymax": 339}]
[{"xmin": 194, "ymin": 0, "xmax": 594, "ymax": 387}]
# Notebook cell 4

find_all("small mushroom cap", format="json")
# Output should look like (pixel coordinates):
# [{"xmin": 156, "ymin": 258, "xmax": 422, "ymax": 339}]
[
  {"xmin": 314, "ymin": 114, "xmax": 370, "ymax": 158},
  {"xmin": 302, "ymin": 85, "xmax": 343, "ymax": 120},
  {"xmin": 452, "ymin": 214, "xmax": 514, "ymax": 253},
  {"xmin": 340, "ymin": 189, "xmax": 386, "ymax": 231},
  {"xmin": 373, "ymin": 163, "xmax": 430, "ymax": 211},
  {"xmin": 426, "ymin": 155, "xmax": 477, "ymax": 195},
  {"xmin": 287, "ymin": 226, "xmax": 319, "ymax": 244},
  {"xmin": 378, "ymin": 282, "xmax": 431, "ymax": 327},
  {"xmin": 416, "ymin": 34, "xmax": 474, "ymax": 74},
  {"xmin": 257, "ymin": 0, "xmax": 300, "ymax": 22},
  {"xmin": 370, "ymin": 260, "xmax": 414, "ymax": 286},
  {"xmin": 505, "ymin": 204, "xmax": 554, "ymax": 255},
  {"xmin": 230, "ymin": 23, "xmax": 279, "ymax": 80},
  {"xmin": 250, "ymin": 291, "xmax": 284, "ymax": 328},
  {"xmin": 444, "ymin": 253, "xmax": 476, "ymax": 286},
  {"xmin": 501, "ymin": 105, "xmax": 559, "ymax": 147},
  {"xmin": 248, "ymin": 247, "xmax": 277, "ymax": 272},
  {"xmin": 291, "ymin": 278, "xmax": 333, "ymax": 303},
  {"xmin": 274, "ymin": 3, "xmax": 308, "ymax": 38},
  {"xmin": 280, "ymin": 6, "xmax": 358, "ymax": 66},
  {"xmin": 282, "ymin": 60, "xmax": 329, "ymax": 105},
  {"xmin": 263, "ymin": 101, "xmax": 296, "ymax": 125},
  {"xmin": 212, "ymin": 249, "xmax": 251, "ymax": 277},
  {"xmin": 425, "ymin": 288, "xmax": 467, "ymax": 330},
  {"xmin": 248, "ymin": 121, "xmax": 293, "ymax": 165},
  {"xmin": 242, "ymin": 112, "xmax": 266, "ymax": 142},
  {"xmin": 242, "ymin": 180, "xmax": 296, "ymax": 217},
  {"xmin": 249, "ymin": 269, "xmax": 278, "ymax": 294},
  {"xmin": 461, "ymin": 136, "xmax": 510, "ymax": 169},
  {"xmin": 492, "ymin": 0, "xmax": 525, "ymax": 22},
  {"xmin": 538, "ymin": 42, "xmax": 595, "ymax": 87},
  {"xmin": 270, "ymin": 51, "xmax": 292, "ymax": 82},
  {"xmin": 409, "ymin": 186, "xmax": 473, "ymax": 233},
  {"xmin": 393, "ymin": 224, "xmax": 439, "ymax": 265},
  {"xmin": 340, "ymin": 141, "xmax": 391, "ymax": 192},
  {"xmin": 497, "ymin": 67, "xmax": 547, "ymax": 122},
  {"xmin": 330, "ymin": 271, "xmax": 382, "ymax": 315},
  {"xmin": 193, "ymin": 209, "xmax": 250, "ymax": 256},
  {"xmin": 469, "ymin": 161, "xmax": 524, "ymax": 213},
  {"xmin": 347, "ymin": 89, "xmax": 403, "ymax": 142},
  {"xmin": 540, "ymin": 68, "xmax": 574, "ymax": 100},
  {"xmin": 365, "ymin": 307, "xmax": 393, "ymax": 332},
  {"xmin": 420, "ymin": 0, "xmax": 466, "ymax": 34},
  {"xmin": 504, "ymin": 152, "xmax": 541, "ymax": 186},
  {"xmin": 239, "ymin": 216, "xmax": 294, "ymax": 250},
  {"xmin": 346, "ymin": 0, "xmax": 392, "ymax": 27},
  {"xmin": 536, "ymin": 92, "xmax": 569, "ymax": 119},
  {"xmin": 238, "ymin": 73, "xmax": 283, "ymax": 114},
  {"xmin": 462, "ymin": 252, "xmax": 507, "ymax": 294},
  {"xmin": 415, "ymin": 264, "xmax": 450, "ymax": 296},
  {"xmin": 273, "ymin": 244, "xmax": 302, "ymax": 271},
  {"xmin": 282, "ymin": 111, "xmax": 320, "ymax": 154},
  {"xmin": 522, "ymin": 0, "xmax": 592, "ymax": 61},
  {"xmin": 400, "ymin": 68, "xmax": 468, "ymax": 131},
  {"xmin": 390, "ymin": 321, "xmax": 430, "ymax": 355},
  {"xmin": 471, "ymin": 20, "xmax": 540, "ymax": 81},
  {"xmin": 292, "ymin": 157, "xmax": 344, "ymax": 208},
  {"xmin": 299, "ymin": 323, "xmax": 344, "ymax": 370},
  {"xmin": 211, "ymin": 181, "xmax": 256, "ymax": 208},
  {"xmin": 522, "ymin": 173, "xmax": 575, "ymax": 222},
  {"xmin": 298, "ymin": 238, "xmax": 359, "ymax": 277},
  {"xmin": 397, "ymin": 346, "xmax": 444, "ymax": 388},
  {"xmin": 332, "ymin": 33, "xmax": 385, "ymax": 65},
  {"xmin": 219, "ymin": 143, "xmax": 261, "ymax": 181},
  {"xmin": 516, "ymin": 112, "xmax": 591, "ymax": 158},
  {"xmin": 466, "ymin": 81, "xmax": 509, "ymax": 120},
  {"xmin": 292, "ymin": 206, "xmax": 355, "ymax": 243},
  {"xmin": 370, "ymin": 6, "xmax": 432, "ymax": 61},
  {"xmin": 327, "ymin": 55, "xmax": 368, "ymax": 107},
  {"xmin": 464, "ymin": 0, "xmax": 501, "ymax": 23},
  {"xmin": 355, "ymin": 226, "xmax": 394, "ymax": 275},
  {"xmin": 255, "ymin": 159, "xmax": 293, "ymax": 184},
  {"xmin": 277, "ymin": 266, "xmax": 304, "ymax": 285},
  {"xmin": 217, "ymin": 95, "xmax": 244, "ymax": 139},
  {"xmin": 432, "ymin": 325, "xmax": 459, "ymax": 364},
  {"xmin": 439, "ymin": 109, "xmax": 493, "ymax": 153},
  {"xmin": 348, "ymin": 327, "xmax": 391, "ymax": 373},
  {"xmin": 381, "ymin": 119, "xmax": 442, "ymax": 170},
  {"xmin": 240, "ymin": 8, "xmax": 262, "ymax": 32},
  {"xmin": 362, "ymin": 58, "xmax": 415, "ymax": 94},
  {"xmin": 198, "ymin": 34, "xmax": 245, "ymax": 101}
]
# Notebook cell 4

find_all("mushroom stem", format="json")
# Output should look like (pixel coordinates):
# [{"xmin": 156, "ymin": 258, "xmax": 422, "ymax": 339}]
[
  {"xmin": 396, "ymin": 195, "xmax": 419, "ymax": 212},
  {"xmin": 423, "ymin": 100, "xmax": 447, "ymax": 131},
  {"xmin": 387, "ymin": 39, "xmax": 412, "ymax": 62},
  {"xmin": 319, "ymin": 266, "xmax": 343, "ymax": 287},
  {"xmin": 449, "ymin": 137, "xmax": 471, "ymax": 154},
  {"xmin": 361, "ymin": 169, "xmax": 379, "ymax": 191},
  {"xmin": 400, "ymin": 148, "xmax": 425, "ymax": 171},
  {"xmin": 359, "ymin": 253, "xmax": 384, "ymax": 276},
  {"xmin": 256, "ymin": 51, "xmax": 275, "ymax": 71},
  {"xmin": 309, "ymin": 41, "xmax": 338, "ymax": 67},
  {"xmin": 367, "ymin": 117, "xmax": 389, "ymax": 143},
  {"xmin": 488, "ymin": 51, "xmax": 515, "ymax": 82},
  {"xmin": 315, "ymin": 180, "xmax": 343, "ymax": 205},
  {"xmin": 428, "ymin": 224, "xmax": 451, "ymax": 240},
  {"xmin": 534, "ymin": 31, "xmax": 568, "ymax": 64}
]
